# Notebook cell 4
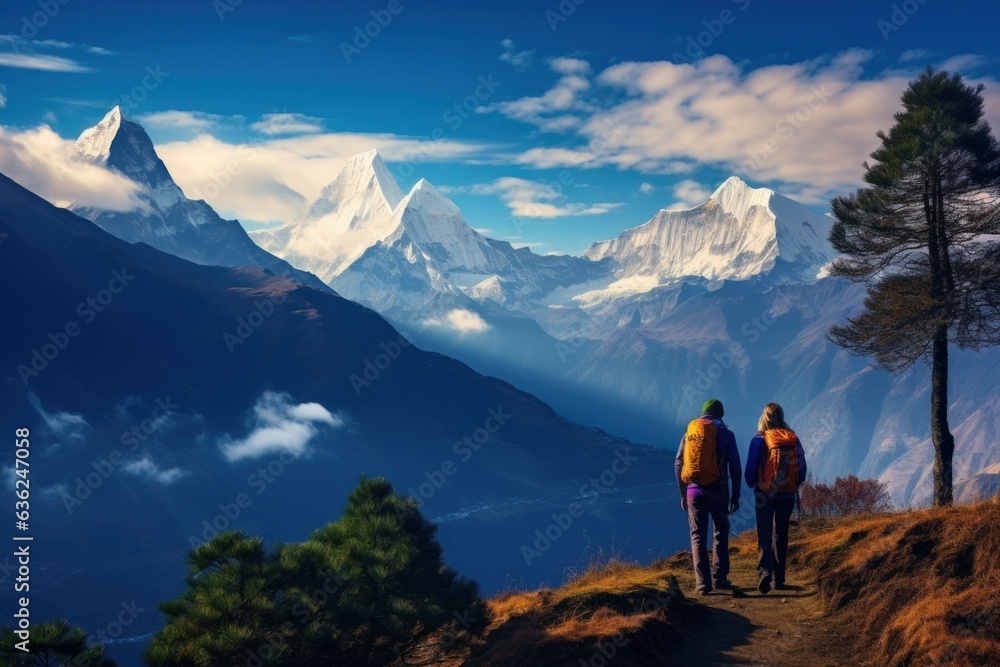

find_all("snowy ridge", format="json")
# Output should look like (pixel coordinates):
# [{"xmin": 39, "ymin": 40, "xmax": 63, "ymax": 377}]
[
  {"xmin": 75, "ymin": 106, "xmax": 122, "ymax": 163},
  {"xmin": 69, "ymin": 108, "xmax": 329, "ymax": 291},
  {"xmin": 584, "ymin": 176, "xmax": 835, "ymax": 286},
  {"xmin": 387, "ymin": 179, "xmax": 496, "ymax": 273},
  {"xmin": 252, "ymin": 150, "xmax": 405, "ymax": 282}
]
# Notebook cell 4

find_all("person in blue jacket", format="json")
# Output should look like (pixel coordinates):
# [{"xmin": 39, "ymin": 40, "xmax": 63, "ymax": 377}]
[
  {"xmin": 675, "ymin": 398, "xmax": 742, "ymax": 595},
  {"xmin": 745, "ymin": 402, "xmax": 807, "ymax": 594}
]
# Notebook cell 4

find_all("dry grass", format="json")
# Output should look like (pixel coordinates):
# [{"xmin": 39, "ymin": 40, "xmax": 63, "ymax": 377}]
[
  {"xmin": 414, "ymin": 501, "xmax": 1000, "ymax": 666},
  {"xmin": 793, "ymin": 499, "xmax": 1000, "ymax": 666},
  {"xmin": 454, "ymin": 559, "xmax": 686, "ymax": 666}
]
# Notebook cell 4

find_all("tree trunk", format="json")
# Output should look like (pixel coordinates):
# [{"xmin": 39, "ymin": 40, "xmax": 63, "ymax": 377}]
[{"xmin": 931, "ymin": 327, "xmax": 955, "ymax": 506}]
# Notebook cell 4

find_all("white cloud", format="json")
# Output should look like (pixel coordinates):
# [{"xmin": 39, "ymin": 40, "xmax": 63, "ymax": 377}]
[
  {"xmin": 424, "ymin": 308, "xmax": 491, "ymax": 334},
  {"xmin": 0, "ymin": 124, "xmax": 149, "ymax": 211},
  {"xmin": 122, "ymin": 457, "xmax": 188, "ymax": 485},
  {"xmin": 251, "ymin": 113, "xmax": 324, "ymax": 136},
  {"xmin": 551, "ymin": 57, "xmax": 591, "ymax": 76},
  {"xmin": 499, "ymin": 38, "xmax": 535, "ymax": 71},
  {"xmin": 473, "ymin": 227, "xmax": 495, "ymax": 235},
  {"xmin": 491, "ymin": 50, "xmax": 1000, "ymax": 197},
  {"xmin": 463, "ymin": 176, "xmax": 622, "ymax": 218},
  {"xmin": 0, "ymin": 83, "xmax": 5, "ymax": 108},
  {"xmin": 665, "ymin": 179, "xmax": 713, "ymax": 210},
  {"xmin": 138, "ymin": 110, "xmax": 230, "ymax": 132},
  {"xmin": 0, "ymin": 52, "xmax": 90, "ymax": 72},
  {"xmin": 483, "ymin": 56, "xmax": 595, "ymax": 133},
  {"xmin": 937, "ymin": 54, "xmax": 984, "ymax": 74},
  {"xmin": 899, "ymin": 49, "xmax": 930, "ymax": 63},
  {"xmin": 155, "ymin": 132, "xmax": 495, "ymax": 224},
  {"xmin": 639, "ymin": 182, "xmax": 654, "ymax": 195},
  {"xmin": 219, "ymin": 391, "xmax": 343, "ymax": 462},
  {"xmin": 28, "ymin": 394, "xmax": 87, "ymax": 440}
]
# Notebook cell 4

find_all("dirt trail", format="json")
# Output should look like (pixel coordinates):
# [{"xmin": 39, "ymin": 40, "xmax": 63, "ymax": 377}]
[{"xmin": 669, "ymin": 538, "xmax": 856, "ymax": 667}]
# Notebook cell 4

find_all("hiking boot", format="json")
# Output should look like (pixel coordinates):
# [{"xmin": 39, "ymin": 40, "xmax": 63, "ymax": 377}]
[
  {"xmin": 774, "ymin": 582, "xmax": 790, "ymax": 591},
  {"xmin": 697, "ymin": 588, "xmax": 712, "ymax": 596},
  {"xmin": 714, "ymin": 579, "xmax": 733, "ymax": 590},
  {"xmin": 757, "ymin": 572, "xmax": 772, "ymax": 594}
]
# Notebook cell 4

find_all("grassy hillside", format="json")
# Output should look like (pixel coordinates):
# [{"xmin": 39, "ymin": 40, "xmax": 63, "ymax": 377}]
[{"xmin": 414, "ymin": 500, "xmax": 1000, "ymax": 666}]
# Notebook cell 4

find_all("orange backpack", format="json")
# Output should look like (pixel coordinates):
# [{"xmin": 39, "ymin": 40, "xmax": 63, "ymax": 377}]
[
  {"xmin": 681, "ymin": 418, "xmax": 721, "ymax": 486},
  {"xmin": 760, "ymin": 429, "xmax": 799, "ymax": 494}
]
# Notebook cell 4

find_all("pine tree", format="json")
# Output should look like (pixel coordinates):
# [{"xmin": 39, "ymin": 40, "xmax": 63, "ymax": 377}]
[
  {"xmin": 829, "ymin": 68, "xmax": 1000, "ymax": 506},
  {"xmin": 280, "ymin": 476, "xmax": 482, "ymax": 665},
  {"xmin": 144, "ymin": 532, "xmax": 287, "ymax": 667},
  {"xmin": 0, "ymin": 619, "xmax": 116, "ymax": 666},
  {"xmin": 146, "ymin": 477, "xmax": 482, "ymax": 666}
]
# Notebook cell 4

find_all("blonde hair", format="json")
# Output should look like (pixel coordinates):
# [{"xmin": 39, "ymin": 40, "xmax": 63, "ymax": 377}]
[{"xmin": 758, "ymin": 402, "xmax": 791, "ymax": 433}]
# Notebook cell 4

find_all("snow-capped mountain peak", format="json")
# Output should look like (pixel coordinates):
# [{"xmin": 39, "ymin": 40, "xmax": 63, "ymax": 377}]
[
  {"xmin": 67, "ymin": 109, "xmax": 330, "ymax": 291},
  {"xmin": 393, "ymin": 177, "xmax": 485, "ymax": 257},
  {"xmin": 74, "ymin": 106, "xmax": 172, "ymax": 187},
  {"xmin": 584, "ymin": 176, "xmax": 835, "ymax": 285},
  {"xmin": 306, "ymin": 148, "xmax": 404, "ymax": 219},
  {"xmin": 708, "ymin": 175, "xmax": 775, "ymax": 220},
  {"xmin": 252, "ymin": 149, "xmax": 406, "ymax": 283},
  {"xmin": 74, "ymin": 106, "xmax": 123, "ymax": 163}
]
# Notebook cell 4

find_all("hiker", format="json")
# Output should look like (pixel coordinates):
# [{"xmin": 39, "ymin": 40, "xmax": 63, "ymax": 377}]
[
  {"xmin": 745, "ymin": 402, "xmax": 807, "ymax": 594},
  {"xmin": 675, "ymin": 398, "xmax": 742, "ymax": 596}
]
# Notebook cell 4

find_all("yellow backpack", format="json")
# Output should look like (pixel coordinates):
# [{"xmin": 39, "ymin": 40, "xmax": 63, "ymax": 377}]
[{"xmin": 681, "ymin": 418, "xmax": 721, "ymax": 486}]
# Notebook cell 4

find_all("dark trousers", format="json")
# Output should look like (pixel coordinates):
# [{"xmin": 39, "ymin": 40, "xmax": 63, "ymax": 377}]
[
  {"xmin": 687, "ymin": 491, "xmax": 730, "ymax": 591},
  {"xmin": 754, "ymin": 490, "xmax": 795, "ymax": 584}
]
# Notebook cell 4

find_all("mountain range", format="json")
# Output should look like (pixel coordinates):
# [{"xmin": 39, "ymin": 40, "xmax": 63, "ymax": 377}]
[
  {"xmin": 39, "ymin": 109, "xmax": 1000, "ymax": 507},
  {"xmin": 71, "ymin": 107, "xmax": 330, "ymax": 292},
  {"xmin": 244, "ymin": 133, "xmax": 998, "ymax": 508},
  {"xmin": 0, "ymin": 163, "xmax": 678, "ymax": 662},
  {"xmin": 5, "ymin": 107, "xmax": 1000, "ymax": 660}
]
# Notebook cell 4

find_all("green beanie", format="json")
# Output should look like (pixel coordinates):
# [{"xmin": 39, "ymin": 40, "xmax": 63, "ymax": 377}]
[{"xmin": 702, "ymin": 399, "xmax": 724, "ymax": 418}]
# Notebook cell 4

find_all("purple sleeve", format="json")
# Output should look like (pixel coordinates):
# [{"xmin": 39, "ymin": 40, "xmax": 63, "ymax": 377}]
[
  {"xmin": 674, "ymin": 436, "xmax": 687, "ymax": 497},
  {"xmin": 724, "ymin": 429, "xmax": 741, "ymax": 500},
  {"xmin": 796, "ymin": 436, "xmax": 807, "ymax": 485},
  {"xmin": 745, "ymin": 435, "xmax": 764, "ymax": 490}
]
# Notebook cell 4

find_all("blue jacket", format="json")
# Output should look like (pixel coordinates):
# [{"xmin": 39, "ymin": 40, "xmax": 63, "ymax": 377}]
[
  {"xmin": 674, "ymin": 416, "xmax": 741, "ymax": 501},
  {"xmin": 745, "ymin": 431, "xmax": 807, "ymax": 500}
]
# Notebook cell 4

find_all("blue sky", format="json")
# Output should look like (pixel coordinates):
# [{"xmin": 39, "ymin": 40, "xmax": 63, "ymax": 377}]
[{"xmin": 1, "ymin": 0, "xmax": 998, "ymax": 254}]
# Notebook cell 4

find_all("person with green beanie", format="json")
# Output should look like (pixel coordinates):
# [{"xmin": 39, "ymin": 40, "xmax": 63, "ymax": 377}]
[{"xmin": 674, "ymin": 398, "xmax": 742, "ymax": 595}]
